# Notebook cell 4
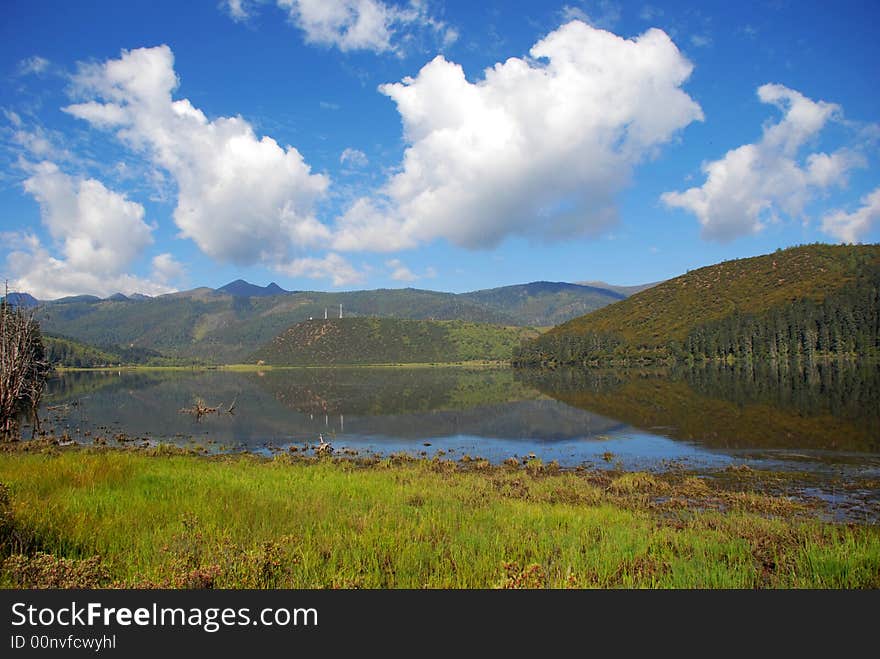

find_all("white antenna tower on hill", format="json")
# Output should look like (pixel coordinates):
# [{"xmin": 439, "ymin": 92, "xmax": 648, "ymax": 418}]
[{"xmin": 339, "ymin": 303, "xmax": 343, "ymax": 319}]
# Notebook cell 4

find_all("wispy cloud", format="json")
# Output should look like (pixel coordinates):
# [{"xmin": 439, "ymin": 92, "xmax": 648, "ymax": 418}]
[
  {"xmin": 386, "ymin": 258, "xmax": 436, "ymax": 282},
  {"xmin": 223, "ymin": 0, "xmax": 458, "ymax": 56},
  {"xmin": 340, "ymin": 147, "xmax": 368, "ymax": 168},
  {"xmin": 276, "ymin": 252, "xmax": 365, "ymax": 287},
  {"xmin": 18, "ymin": 56, "xmax": 50, "ymax": 76},
  {"xmin": 560, "ymin": 2, "xmax": 621, "ymax": 30}
]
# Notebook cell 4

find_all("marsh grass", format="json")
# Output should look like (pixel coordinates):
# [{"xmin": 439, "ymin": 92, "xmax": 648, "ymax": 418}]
[{"xmin": 0, "ymin": 447, "xmax": 877, "ymax": 589}]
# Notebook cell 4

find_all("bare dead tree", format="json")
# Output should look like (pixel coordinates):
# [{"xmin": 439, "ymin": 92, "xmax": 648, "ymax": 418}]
[{"xmin": 1, "ymin": 283, "xmax": 50, "ymax": 438}]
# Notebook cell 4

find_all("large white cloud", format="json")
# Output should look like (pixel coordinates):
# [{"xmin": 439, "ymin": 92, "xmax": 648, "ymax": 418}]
[
  {"xmin": 5, "ymin": 236, "xmax": 177, "ymax": 299},
  {"xmin": 821, "ymin": 187, "xmax": 880, "ymax": 244},
  {"xmin": 662, "ymin": 84, "xmax": 864, "ymax": 241},
  {"xmin": 63, "ymin": 45, "xmax": 330, "ymax": 266},
  {"xmin": 333, "ymin": 20, "xmax": 703, "ymax": 251},
  {"xmin": 5, "ymin": 162, "xmax": 177, "ymax": 299},
  {"xmin": 23, "ymin": 161, "xmax": 153, "ymax": 275}
]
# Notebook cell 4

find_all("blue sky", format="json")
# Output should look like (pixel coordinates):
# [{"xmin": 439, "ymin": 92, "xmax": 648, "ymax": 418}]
[{"xmin": 2, "ymin": 0, "xmax": 879, "ymax": 298}]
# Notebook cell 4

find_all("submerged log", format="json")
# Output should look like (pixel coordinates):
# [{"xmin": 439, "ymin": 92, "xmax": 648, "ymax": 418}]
[{"xmin": 178, "ymin": 397, "xmax": 234, "ymax": 419}]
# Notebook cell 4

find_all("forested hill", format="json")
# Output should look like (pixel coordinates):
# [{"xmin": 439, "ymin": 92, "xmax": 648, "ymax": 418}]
[
  {"xmin": 251, "ymin": 318, "xmax": 540, "ymax": 365},
  {"xmin": 515, "ymin": 244, "xmax": 880, "ymax": 365},
  {"xmin": 43, "ymin": 335, "xmax": 167, "ymax": 367}
]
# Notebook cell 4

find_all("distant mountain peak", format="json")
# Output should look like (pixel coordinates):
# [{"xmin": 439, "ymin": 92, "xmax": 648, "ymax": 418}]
[
  {"xmin": 216, "ymin": 279, "xmax": 289, "ymax": 298},
  {"xmin": 1, "ymin": 291, "xmax": 39, "ymax": 308}
]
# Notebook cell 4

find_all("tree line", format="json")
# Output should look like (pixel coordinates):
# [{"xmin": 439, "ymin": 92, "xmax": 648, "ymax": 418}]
[
  {"xmin": 513, "ymin": 262, "xmax": 880, "ymax": 367},
  {"xmin": 684, "ymin": 264, "xmax": 880, "ymax": 364}
]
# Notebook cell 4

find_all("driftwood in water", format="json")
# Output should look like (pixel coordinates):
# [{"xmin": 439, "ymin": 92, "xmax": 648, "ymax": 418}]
[
  {"xmin": 315, "ymin": 433, "xmax": 333, "ymax": 456},
  {"xmin": 179, "ymin": 397, "xmax": 237, "ymax": 420}
]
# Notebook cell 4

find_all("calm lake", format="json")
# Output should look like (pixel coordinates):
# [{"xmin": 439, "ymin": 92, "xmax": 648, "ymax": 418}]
[{"xmin": 25, "ymin": 363, "xmax": 880, "ymax": 517}]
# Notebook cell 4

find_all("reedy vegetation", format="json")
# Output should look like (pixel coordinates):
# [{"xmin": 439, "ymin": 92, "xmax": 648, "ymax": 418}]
[{"xmin": 0, "ymin": 448, "xmax": 878, "ymax": 589}]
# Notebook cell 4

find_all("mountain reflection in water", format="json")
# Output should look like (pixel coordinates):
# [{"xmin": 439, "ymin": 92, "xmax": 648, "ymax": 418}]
[{"xmin": 31, "ymin": 363, "xmax": 880, "ymax": 479}]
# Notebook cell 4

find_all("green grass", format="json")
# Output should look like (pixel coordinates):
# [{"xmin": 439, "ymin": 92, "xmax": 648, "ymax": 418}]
[{"xmin": 1, "ymin": 447, "xmax": 878, "ymax": 588}]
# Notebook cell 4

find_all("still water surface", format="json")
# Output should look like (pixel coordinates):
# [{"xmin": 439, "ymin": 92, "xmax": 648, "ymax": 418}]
[{"xmin": 32, "ymin": 364, "xmax": 879, "ymax": 483}]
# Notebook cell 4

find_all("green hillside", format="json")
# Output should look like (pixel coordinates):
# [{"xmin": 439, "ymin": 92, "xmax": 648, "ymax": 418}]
[
  {"xmin": 251, "ymin": 318, "xmax": 540, "ymax": 365},
  {"xmin": 515, "ymin": 244, "xmax": 880, "ymax": 365},
  {"xmin": 34, "ymin": 282, "xmax": 621, "ymax": 364}
]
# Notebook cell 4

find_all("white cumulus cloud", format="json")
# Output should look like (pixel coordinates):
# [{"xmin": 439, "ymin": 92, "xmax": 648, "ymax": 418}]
[
  {"xmin": 4, "ymin": 163, "xmax": 174, "ymax": 299},
  {"xmin": 63, "ymin": 45, "xmax": 330, "ymax": 267},
  {"xmin": 821, "ymin": 187, "xmax": 880, "ymax": 244},
  {"xmin": 279, "ymin": 0, "xmax": 396, "ymax": 52},
  {"xmin": 275, "ymin": 252, "xmax": 365, "ymax": 287},
  {"xmin": 23, "ymin": 161, "xmax": 153, "ymax": 275},
  {"xmin": 662, "ymin": 84, "xmax": 864, "ymax": 241},
  {"xmin": 5, "ymin": 236, "xmax": 177, "ymax": 299},
  {"xmin": 333, "ymin": 20, "xmax": 703, "ymax": 252}
]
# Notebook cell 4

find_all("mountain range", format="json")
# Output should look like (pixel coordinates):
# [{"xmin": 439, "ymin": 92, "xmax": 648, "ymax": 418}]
[
  {"xmin": 8, "ymin": 244, "xmax": 877, "ymax": 368},
  {"xmin": 4, "ymin": 279, "xmax": 654, "ymax": 364}
]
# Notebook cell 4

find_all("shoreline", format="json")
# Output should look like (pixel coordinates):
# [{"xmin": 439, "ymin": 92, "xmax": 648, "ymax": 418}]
[{"xmin": 53, "ymin": 360, "xmax": 512, "ymax": 373}]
